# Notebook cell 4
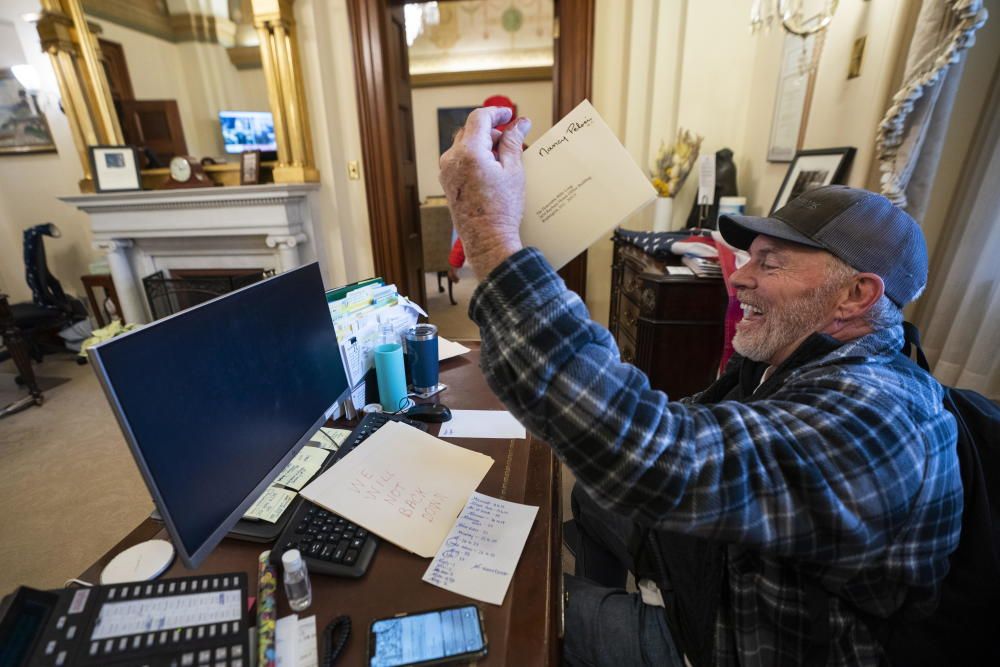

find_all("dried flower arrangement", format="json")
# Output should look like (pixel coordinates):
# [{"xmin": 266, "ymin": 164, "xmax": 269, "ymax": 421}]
[{"xmin": 650, "ymin": 128, "xmax": 703, "ymax": 198}]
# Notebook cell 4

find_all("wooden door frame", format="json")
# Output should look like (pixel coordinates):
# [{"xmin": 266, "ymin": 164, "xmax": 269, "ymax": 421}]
[{"xmin": 347, "ymin": 0, "xmax": 595, "ymax": 299}]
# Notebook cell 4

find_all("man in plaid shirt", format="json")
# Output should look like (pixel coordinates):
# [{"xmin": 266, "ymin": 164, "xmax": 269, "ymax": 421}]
[{"xmin": 438, "ymin": 107, "xmax": 961, "ymax": 666}]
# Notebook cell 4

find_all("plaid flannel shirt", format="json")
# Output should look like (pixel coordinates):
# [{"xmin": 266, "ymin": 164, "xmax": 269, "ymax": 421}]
[{"xmin": 469, "ymin": 248, "xmax": 962, "ymax": 666}]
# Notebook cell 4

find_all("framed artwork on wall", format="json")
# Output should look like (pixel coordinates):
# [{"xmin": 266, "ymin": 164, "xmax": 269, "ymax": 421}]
[
  {"xmin": 766, "ymin": 18, "xmax": 826, "ymax": 163},
  {"xmin": 437, "ymin": 106, "xmax": 477, "ymax": 155},
  {"xmin": 0, "ymin": 69, "xmax": 56, "ymax": 155},
  {"xmin": 89, "ymin": 145, "xmax": 142, "ymax": 193},
  {"xmin": 771, "ymin": 147, "xmax": 856, "ymax": 213}
]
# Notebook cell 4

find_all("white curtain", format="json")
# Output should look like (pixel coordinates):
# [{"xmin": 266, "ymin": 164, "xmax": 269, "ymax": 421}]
[
  {"xmin": 876, "ymin": 0, "xmax": 988, "ymax": 214},
  {"xmin": 914, "ymin": 66, "xmax": 1000, "ymax": 400}
]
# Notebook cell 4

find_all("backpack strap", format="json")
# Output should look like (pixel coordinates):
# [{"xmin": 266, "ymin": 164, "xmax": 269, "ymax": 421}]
[{"xmin": 901, "ymin": 321, "xmax": 931, "ymax": 372}]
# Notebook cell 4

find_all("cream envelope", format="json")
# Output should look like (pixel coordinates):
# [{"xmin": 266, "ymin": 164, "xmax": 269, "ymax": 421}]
[{"xmin": 520, "ymin": 99, "xmax": 657, "ymax": 269}]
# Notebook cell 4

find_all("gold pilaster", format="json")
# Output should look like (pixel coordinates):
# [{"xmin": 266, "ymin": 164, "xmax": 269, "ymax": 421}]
[
  {"xmin": 252, "ymin": 0, "xmax": 318, "ymax": 183},
  {"xmin": 37, "ymin": 0, "xmax": 124, "ymax": 191}
]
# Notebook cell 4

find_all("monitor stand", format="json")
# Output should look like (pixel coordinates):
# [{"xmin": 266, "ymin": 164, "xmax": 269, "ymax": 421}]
[{"xmin": 100, "ymin": 539, "xmax": 175, "ymax": 584}]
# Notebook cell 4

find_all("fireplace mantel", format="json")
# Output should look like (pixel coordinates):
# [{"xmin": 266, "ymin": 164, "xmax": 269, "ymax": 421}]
[{"xmin": 61, "ymin": 183, "xmax": 323, "ymax": 324}]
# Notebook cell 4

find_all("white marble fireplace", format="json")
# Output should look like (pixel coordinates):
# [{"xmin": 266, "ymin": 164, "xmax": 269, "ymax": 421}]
[{"xmin": 60, "ymin": 183, "xmax": 322, "ymax": 324}]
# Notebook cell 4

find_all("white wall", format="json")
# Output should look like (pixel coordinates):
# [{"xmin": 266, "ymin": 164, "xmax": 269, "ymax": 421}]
[
  {"xmin": 294, "ymin": 0, "xmax": 376, "ymax": 288},
  {"xmin": 411, "ymin": 81, "xmax": 553, "ymax": 202}
]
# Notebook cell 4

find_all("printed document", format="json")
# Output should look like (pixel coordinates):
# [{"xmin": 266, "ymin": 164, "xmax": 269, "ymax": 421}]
[
  {"xmin": 438, "ymin": 337, "xmax": 471, "ymax": 361},
  {"xmin": 520, "ymin": 99, "xmax": 656, "ymax": 269},
  {"xmin": 438, "ymin": 410, "xmax": 526, "ymax": 440},
  {"xmin": 275, "ymin": 614, "xmax": 317, "ymax": 667},
  {"xmin": 422, "ymin": 492, "xmax": 538, "ymax": 605},
  {"xmin": 299, "ymin": 421, "xmax": 493, "ymax": 557}
]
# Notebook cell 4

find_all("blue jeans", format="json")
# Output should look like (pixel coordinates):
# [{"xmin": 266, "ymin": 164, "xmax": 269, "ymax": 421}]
[{"xmin": 563, "ymin": 485, "xmax": 684, "ymax": 666}]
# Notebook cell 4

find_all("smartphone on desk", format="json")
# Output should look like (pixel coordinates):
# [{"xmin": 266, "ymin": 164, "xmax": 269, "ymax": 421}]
[{"xmin": 367, "ymin": 604, "xmax": 487, "ymax": 667}]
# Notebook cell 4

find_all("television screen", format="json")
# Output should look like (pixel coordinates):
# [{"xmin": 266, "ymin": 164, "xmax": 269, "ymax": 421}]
[{"xmin": 220, "ymin": 110, "xmax": 277, "ymax": 154}]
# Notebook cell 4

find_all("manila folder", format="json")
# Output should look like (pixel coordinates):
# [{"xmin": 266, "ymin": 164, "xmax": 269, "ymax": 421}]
[{"xmin": 299, "ymin": 420, "xmax": 493, "ymax": 558}]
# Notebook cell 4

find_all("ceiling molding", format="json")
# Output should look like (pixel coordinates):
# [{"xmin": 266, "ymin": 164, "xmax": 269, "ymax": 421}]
[
  {"xmin": 83, "ymin": 0, "xmax": 173, "ymax": 42},
  {"xmin": 411, "ymin": 65, "xmax": 552, "ymax": 88}
]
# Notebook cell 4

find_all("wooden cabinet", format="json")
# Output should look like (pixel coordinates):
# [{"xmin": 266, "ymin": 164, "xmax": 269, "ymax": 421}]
[{"xmin": 609, "ymin": 238, "xmax": 728, "ymax": 400}]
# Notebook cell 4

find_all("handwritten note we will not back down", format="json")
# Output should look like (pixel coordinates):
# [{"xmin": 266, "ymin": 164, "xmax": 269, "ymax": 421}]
[{"xmin": 298, "ymin": 421, "xmax": 493, "ymax": 558}]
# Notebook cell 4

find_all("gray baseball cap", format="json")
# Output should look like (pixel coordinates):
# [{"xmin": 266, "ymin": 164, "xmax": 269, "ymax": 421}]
[{"xmin": 718, "ymin": 185, "xmax": 928, "ymax": 307}]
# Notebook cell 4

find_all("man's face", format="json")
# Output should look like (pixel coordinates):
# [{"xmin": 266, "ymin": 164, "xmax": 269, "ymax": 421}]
[{"xmin": 730, "ymin": 235, "xmax": 848, "ymax": 366}]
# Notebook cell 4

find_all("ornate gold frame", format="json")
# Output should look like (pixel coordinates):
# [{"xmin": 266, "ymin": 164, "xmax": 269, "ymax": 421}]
[{"xmin": 35, "ymin": 0, "xmax": 318, "ymax": 191}]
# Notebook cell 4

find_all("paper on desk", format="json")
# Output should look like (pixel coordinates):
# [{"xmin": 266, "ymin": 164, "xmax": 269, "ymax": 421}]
[
  {"xmin": 300, "ymin": 421, "xmax": 493, "ymax": 558},
  {"xmin": 520, "ymin": 100, "xmax": 656, "ymax": 270},
  {"xmin": 666, "ymin": 266, "xmax": 694, "ymax": 276},
  {"xmin": 422, "ymin": 492, "xmax": 538, "ymax": 606},
  {"xmin": 312, "ymin": 427, "xmax": 351, "ymax": 451},
  {"xmin": 275, "ymin": 614, "xmax": 317, "ymax": 667},
  {"xmin": 438, "ymin": 410, "xmax": 526, "ymax": 440},
  {"xmin": 438, "ymin": 337, "xmax": 471, "ymax": 361},
  {"xmin": 274, "ymin": 447, "xmax": 329, "ymax": 491},
  {"xmin": 243, "ymin": 486, "xmax": 297, "ymax": 522}
]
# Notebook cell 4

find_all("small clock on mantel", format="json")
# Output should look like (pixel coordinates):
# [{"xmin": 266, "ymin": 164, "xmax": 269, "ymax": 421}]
[{"xmin": 161, "ymin": 156, "xmax": 214, "ymax": 189}]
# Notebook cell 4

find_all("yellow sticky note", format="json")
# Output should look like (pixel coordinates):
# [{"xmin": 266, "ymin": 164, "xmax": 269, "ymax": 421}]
[
  {"xmin": 244, "ymin": 486, "xmax": 297, "ymax": 523},
  {"xmin": 274, "ymin": 447, "xmax": 329, "ymax": 491},
  {"xmin": 312, "ymin": 427, "xmax": 352, "ymax": 451}
]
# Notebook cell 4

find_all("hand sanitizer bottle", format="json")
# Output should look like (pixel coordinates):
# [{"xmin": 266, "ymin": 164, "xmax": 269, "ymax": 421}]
[{"xmin": 281, "ymin": 549, "xmax": 312, "ymax": 612}]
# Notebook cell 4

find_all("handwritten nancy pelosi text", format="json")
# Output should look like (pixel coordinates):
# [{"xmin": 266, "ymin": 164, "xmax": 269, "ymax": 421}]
[{"xmin": 536, "ymin": 116, "xmax": 595, "ymax": 157}]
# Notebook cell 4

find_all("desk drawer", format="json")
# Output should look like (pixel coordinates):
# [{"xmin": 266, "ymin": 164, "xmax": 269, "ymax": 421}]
[
  {"xmin": 619, "ymin": 331, "xmax": 637, "ymax": 366},
  {"xmin": 621, "ymin": 261, "xmax": 643, "ymax": 303},
  {"xmin": 616, "ymin": 294, "xmax": 641, "ymax": 340}
]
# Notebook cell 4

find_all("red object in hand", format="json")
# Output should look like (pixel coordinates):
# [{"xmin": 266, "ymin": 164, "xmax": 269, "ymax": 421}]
[
  {"xmin": 449, "ymin": 238, "xmax": 465, "ymax": 269},
  {"xmin": 483, "ymin": 95, "xmax": 517, "ymax": 131}
]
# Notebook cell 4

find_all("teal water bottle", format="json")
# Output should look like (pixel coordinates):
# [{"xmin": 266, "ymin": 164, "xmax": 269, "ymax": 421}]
[{"xmin": 374, "ymin": 324, "xmax": 408, "ymax": 412}]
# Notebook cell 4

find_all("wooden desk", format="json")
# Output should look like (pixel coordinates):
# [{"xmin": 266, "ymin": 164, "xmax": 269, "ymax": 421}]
[{"xmin": 80, "ymin": 343, "xmax": 562, "ymax": 665}]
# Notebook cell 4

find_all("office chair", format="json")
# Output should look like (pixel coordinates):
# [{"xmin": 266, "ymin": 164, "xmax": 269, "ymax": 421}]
[{"xmin": 0, "ymin": 223, "xmax": 88, "ymax": 367}]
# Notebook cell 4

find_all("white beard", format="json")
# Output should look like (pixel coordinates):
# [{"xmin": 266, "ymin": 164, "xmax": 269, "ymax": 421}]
[{"xmin": 732, "ymin": 287, "xmax": 837, "ymax": 363}]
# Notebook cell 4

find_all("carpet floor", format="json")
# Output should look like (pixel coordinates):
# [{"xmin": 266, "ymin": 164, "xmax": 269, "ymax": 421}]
[{"xmin": 0, "ymin": 353, "xmax": 153, "ymax": 595}]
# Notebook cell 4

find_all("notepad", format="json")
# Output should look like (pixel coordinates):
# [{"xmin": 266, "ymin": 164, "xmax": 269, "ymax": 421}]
[
  {"xmin": 299, "ymin": 421, "xmax": 493, "ymax": 557},
  {"xmin": 422, "ymin": 492, "xmax": 538, "ymax": 606}
]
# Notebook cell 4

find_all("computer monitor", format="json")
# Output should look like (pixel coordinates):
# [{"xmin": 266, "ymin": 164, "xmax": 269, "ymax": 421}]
[
  {"xmin": 219, "ymin": 110, "xmax": 277, "ymax": 154},
  {"xmin": 89, "ymin": 264, "xmax": 349, "ymax": 568}
]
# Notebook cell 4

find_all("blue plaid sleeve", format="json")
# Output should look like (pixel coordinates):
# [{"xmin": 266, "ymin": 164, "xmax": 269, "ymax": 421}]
[{"xmin": 469, "ymin": 248, "xmax": 960, "ymax": 571}]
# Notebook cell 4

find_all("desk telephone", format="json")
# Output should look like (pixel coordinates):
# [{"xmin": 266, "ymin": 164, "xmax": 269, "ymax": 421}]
[{"xmin": 0, "ymin": 572, "xmax": 250, "ymax": 667}]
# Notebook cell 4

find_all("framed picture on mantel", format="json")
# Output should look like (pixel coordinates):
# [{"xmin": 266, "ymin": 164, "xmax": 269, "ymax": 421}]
[
  {"xmin": 240, "ymin": 149, "xmax": 261, "ymax": 185},
  {"xmin": 89, "ymin": 145, "xmax": 142, "ymax": 193}
]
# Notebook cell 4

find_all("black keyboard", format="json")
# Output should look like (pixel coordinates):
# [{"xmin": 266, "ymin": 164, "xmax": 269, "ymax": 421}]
[{"xmin": 271, "ymin": 412, "xmax": 427, "ymax": 577}]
